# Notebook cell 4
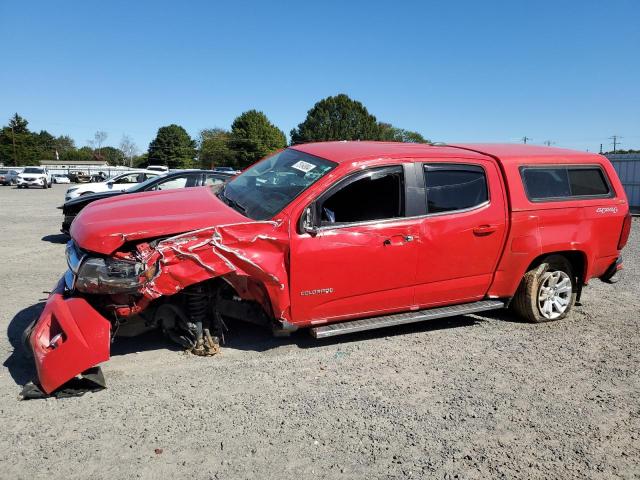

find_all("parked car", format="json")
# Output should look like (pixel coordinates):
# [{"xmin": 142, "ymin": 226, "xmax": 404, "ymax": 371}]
[
  {"xmin": 147, "ymin": 165, "xmax": 169, "ymax": 173},
  {"xmin": 64, "ymin": 169, "xmax": 160, "ymax": 201},
  {"xmin": 213, "ymin": 166, "xmax": 241, "ymax": 175},
  {"xmin": 16, "ymin": 167, "xmax": 52, "ymax": 189},
  {"xmin": 52, "ymin": 174, "xmax": 71, "ymax": 184},
  {"xmin": 89, "ymin": 172, "xmax": 108, "ymax": 183},
  {"xmin": 1, "ymin": 168, "xmax": 23, "ymax": 185},
  {"xmin": 24, "ymin": 142, "xmax": 631, "ymax": 394},
  {"xmin": 59, "ymin": 170, "xmax": 232, "ymax": 233},
  {"xmin": 67, "ymin": 171, "xmax": 91, "ymax": 183},
  {"xmin": 0, "ymin": 168, "xmax": 21, "ymax": 185}
]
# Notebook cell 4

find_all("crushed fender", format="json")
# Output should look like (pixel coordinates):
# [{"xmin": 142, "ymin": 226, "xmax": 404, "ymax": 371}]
[{"xmin": 137, "ymin": 220, "xmax": 292, "ymax": 322}]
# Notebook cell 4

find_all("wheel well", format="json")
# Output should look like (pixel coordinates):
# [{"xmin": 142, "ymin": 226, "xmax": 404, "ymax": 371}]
[{"xmin": 527, "ymin": 251, "xmax": 587, "ymax": 284}]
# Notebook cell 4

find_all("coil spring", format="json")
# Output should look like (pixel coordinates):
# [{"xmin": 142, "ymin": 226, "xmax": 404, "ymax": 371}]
[{"xmin": 184, "ymin": 285, "xmax": 208, "ymax": 326}]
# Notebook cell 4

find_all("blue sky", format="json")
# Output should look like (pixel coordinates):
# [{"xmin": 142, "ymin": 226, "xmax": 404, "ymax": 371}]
[{"xmin": 1, "ymin": 0, "xmax": 638, "ymax": 153}]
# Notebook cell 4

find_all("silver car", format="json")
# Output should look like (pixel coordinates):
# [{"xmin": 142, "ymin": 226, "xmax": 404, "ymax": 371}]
[{"xmin": 0, "ymin": 168, "xmax": 23, "ymax": 186}]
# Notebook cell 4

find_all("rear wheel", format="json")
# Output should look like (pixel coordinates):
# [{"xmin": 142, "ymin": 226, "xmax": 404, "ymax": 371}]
[{"xmin": 512, "ymin": 255, "xmax": 576, "ymax": 323}]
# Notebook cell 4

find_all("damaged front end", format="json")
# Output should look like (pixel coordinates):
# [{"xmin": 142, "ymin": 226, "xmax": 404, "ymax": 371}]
[{"xmin": 25, "ymin": 220, "xmax": 291, "ymax": 396}]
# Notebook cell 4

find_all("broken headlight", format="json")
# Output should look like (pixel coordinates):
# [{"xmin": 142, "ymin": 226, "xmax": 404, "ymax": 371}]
[{"xmin": 75, "ymin": 257, "xmax": 155, "ymax": 294}]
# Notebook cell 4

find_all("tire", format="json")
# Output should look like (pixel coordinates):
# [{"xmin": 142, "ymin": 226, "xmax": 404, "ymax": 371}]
[
  {"xmin": 42, "ymin": 182, "xmax": 47, "ymax": 189},
  {"xmin": 512, "ymin": 255, "xmax": 576, "ymax": 323}
]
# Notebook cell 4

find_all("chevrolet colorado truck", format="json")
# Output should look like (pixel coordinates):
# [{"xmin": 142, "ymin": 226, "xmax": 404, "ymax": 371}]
[{"xmin": 25, "ymin": 142, "xmax": 631, "ymax": 395}]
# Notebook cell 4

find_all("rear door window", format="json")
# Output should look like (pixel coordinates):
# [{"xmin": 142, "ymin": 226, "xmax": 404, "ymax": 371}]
[
  {"xmin": 423, "ymin": 164, "xmax": 488, "ymax": 214},
  {"xmin": 521, "ymin": 166, "xmax": 610, "ymax": 200}
]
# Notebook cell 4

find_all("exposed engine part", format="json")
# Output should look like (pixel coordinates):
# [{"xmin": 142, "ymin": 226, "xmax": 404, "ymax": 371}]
[{"xmin": 155, "ymin": 303, "xmax": 196, "ymax": 349}]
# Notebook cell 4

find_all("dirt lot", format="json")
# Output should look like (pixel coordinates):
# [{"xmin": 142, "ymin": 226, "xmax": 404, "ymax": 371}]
[{"xmin": 0, "ymin": 184, "xmax": 638, "ymax": 479}]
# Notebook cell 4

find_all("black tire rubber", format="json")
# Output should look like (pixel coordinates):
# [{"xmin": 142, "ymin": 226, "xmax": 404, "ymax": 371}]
[
  {"xmin": 21, "ymin": 319, "xmax": 37, "ymax": 359},
  {"xmin": 512, "ymin": 254, "xmax": 576, "ymax": 323}
]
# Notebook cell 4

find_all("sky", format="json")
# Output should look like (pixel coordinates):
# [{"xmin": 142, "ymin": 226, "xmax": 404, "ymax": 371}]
[{"xmin": 1, "ymin": 0, "xmax": 639, "ymax": 153}]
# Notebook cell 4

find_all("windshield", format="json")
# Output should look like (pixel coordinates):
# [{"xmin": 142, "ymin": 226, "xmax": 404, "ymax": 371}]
[
  {"xmin": 23, "ymin": 168, "xmax": 44, "ymax": 174},
  {"xmin": 220, "ymin": 149, "xmax": 336, "ymax": 220}
]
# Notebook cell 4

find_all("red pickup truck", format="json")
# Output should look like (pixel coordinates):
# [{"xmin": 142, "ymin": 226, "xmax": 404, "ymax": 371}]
[{"xmin": 25, "ymin": 142, "xmax": 631, "ymax": 394}]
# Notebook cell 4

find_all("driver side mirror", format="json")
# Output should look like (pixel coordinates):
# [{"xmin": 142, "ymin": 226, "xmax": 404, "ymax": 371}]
[{"xmin": 301, "ymin": 206, "xmax": 318, "ymax": 236}]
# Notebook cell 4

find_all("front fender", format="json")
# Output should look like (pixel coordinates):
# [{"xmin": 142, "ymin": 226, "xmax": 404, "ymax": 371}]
[{"xmin": 29, "ymin": 278, "xmax": 111, "ymax": 394}]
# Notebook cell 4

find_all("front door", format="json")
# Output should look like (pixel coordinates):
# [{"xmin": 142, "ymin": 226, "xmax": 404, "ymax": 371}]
[{"xmin": 289, "ymin": 165, "xmax": 420, "ymax": 325}]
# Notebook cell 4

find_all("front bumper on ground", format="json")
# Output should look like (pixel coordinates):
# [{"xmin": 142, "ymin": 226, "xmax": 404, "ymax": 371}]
[{"xmin": 28, "ymin": 277, "xmax": 111, "ymax": 394}]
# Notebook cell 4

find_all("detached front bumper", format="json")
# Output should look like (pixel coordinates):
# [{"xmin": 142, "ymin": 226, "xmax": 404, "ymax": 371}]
[{"xmin": 27, "ymin": 277, "xmax": 111, "ymax": 394}]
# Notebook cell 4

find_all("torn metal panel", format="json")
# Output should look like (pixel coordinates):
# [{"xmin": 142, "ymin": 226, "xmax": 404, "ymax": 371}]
[{"xmin": 138, "ymin": 219, "xmax": 292, "ymax": 322}]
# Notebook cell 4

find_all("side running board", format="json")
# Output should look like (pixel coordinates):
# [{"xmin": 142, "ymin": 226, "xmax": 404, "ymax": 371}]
[{"xmin": 310, "ymin": 300, "xmax": 505, "ymax": 339}]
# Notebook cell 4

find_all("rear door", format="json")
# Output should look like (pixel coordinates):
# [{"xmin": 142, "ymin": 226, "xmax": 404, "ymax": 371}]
[{"xmin": 414, "ymin": 159, "xmax": 508, "ymax": 307}]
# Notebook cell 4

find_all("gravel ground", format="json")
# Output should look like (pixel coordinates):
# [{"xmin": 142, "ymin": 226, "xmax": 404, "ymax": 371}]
[{"xmin": 0, "ymin": 184, "xmax": 638, "ymax": 479}]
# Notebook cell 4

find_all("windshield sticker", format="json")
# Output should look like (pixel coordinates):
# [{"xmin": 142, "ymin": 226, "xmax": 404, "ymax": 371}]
[{"xmin": 291, "ymin": 160, "xmax": 316, "ymax": 173}]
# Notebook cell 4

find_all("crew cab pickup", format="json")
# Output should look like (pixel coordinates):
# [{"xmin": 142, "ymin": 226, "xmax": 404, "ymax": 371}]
[{"xmin": 25, "ymin": 142, "xmax": 631, "ymax": 394}]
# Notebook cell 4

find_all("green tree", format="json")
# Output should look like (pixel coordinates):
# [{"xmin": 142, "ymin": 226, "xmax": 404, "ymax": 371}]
[
  {"xmin": 147, "ymin": 124, "xmax": 196, "ymax": 169},
  {"xmin": 132, "ymin": 152, "xmax": 149, "ymax": 168},
  {"xmin": 290, "ymin": 94, "xmax": 381, "ymax": 144},
  {"xmin": 96, "ymin": 146, "xmax": 125, "ymax": 165},
  {"xmin": 9, "ymin": 113, "xmax": 29, "ymax": 134},
  {"xmin": 378, "ymin": 122, "xmax": 430, "ymax": 143},
  {"xmin": 199, "ymin": 128, "xmax": 236, "ymax": 169},
  {"xmin": 60, "ymin": 146, "xmax": 94, "ymax": 162},
  {"xmin": 229, "ymin": 110, "xmax": 286, "ymax": 168},
  {"xmin": 54, "ymin": 135, "xmax": 76, "ymax": 156}
]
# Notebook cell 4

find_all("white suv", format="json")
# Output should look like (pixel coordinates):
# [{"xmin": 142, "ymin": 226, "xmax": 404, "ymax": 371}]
[
  {"xmin": 17, "ymin": 167, "xmax": 52, "ymax": 189},
  {"xmin": 64, "ymin": 170, "xmax": 160, "ymax": 201}
]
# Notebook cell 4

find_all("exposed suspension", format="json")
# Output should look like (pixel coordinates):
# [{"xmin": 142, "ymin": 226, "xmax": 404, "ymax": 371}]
[{"xmin": 184, "ymin": 284, "xmax": 220, "ymax": 356}]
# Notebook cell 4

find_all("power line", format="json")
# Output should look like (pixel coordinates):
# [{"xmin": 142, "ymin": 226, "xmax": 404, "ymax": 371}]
[{"xmin": 609, "ymin": 135, "xmax": 622, "ymax": 153}]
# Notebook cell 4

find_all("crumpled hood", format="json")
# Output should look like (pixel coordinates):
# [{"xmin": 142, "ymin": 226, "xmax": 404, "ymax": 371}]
[{"xmin": 71, "ymin": 186, "xmax": 248, "ymax": 254}]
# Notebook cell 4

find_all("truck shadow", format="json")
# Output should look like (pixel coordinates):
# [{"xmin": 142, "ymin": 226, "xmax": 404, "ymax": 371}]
[
  {"xmin": 4, "ymin": 302, "xmax": 480, "ymax": 388},
  {"xmin": 3, "ymin": 302, "xmax": 44, "ymax": 387},
  {"xmin": 225, "ymin": 315, "xmax": 482, "ymax": 352},
  {"xmin": 41, "ymin": 234, "xmax": 69, "ymax": 244}
]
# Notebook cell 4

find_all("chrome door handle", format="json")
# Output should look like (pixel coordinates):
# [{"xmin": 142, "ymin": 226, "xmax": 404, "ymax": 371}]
[{"xmin": 383, "ymin": 235, "xmax": 416, "ymax": 246}]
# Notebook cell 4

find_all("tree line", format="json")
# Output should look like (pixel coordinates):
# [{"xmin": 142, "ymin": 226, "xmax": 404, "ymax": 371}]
[{"xmin": 0, "ymin": 94, "xmax": 429, "ymax": 169}]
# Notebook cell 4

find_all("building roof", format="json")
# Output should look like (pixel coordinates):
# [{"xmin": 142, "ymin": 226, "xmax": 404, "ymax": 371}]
[
  {"xmin": 291, "ymin": 141, "xmax": 600, "ymax": 165},
  {"xmin": 40, "ymin": 159, "xmax": 108, "ymax": 166}
]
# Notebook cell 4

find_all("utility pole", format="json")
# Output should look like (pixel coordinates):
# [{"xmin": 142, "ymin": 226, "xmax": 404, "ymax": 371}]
[
  {"xmin": 521, "ymin": 136, "xmax": 531, "ymax": 144},
  {"xmin": 609, "ymin": 135, "xmax": 622, "ymax": 153},
  {"xmin": 543, "ymin": 140, "xmax": 554, "ymax": 147},
  {"xmin": 599, "ymin": 144, "xmax": 603, "ymax": 154},
  {"xmin": 10, "ymin": 125, "xmax": 17, "ymax": 165}
]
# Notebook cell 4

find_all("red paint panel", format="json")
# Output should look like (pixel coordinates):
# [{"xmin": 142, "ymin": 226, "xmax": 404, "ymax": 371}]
[
  {"xmin": 139, "ymin": 219, "xmax": 292, "ymax": 322},
  {"xmin": 71, "ymin": 187, "xmax": 246, "ymax": 254},
  {"xmin": 414, "ymin": 159, "xmax": 507, "ymax": 307},
  {"xmin": 30, "ymin": 279, "xmax": 111, "ymax": 394},
  {"xmin": 289, "ymin": 220, "xmax": 419, "ymax": 325}
]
